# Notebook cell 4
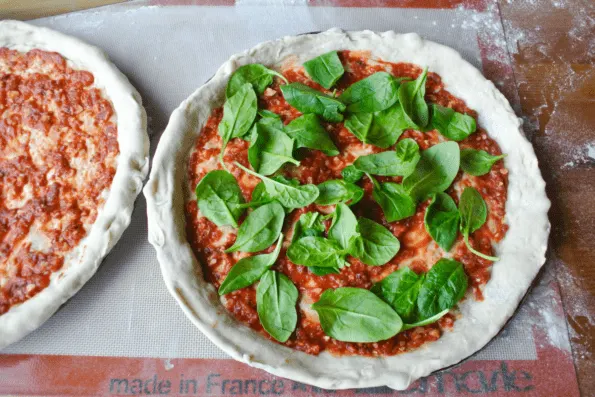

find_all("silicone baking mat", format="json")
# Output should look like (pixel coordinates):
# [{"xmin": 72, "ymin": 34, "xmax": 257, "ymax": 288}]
[{"xmin": 0, "ymin": 1, "xmax": 581, "ymax": 395}]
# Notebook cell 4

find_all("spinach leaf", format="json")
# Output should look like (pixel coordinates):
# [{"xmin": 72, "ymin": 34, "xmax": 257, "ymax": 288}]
[
  {"xmin": 341, "ymin": 164, "xmax": 364, "ymax": 183},
  {"xmin": 328, "ymin": 203, "xmax": 359, "ymax": 250},
  {"xmin": 235, "ymin": 162, "xmax": 319, "ymax": 210},
  {"xmin": 241, "ymin": 112, "xmax": 283, "ymax": 144},
  {"xmin": 303, "ymin": 51, "xmax": 344, "ymax": 89},
  {"xmin": 371, "ymin": 267, "xmax": 424, "ymax": 322},
  {"xmin": 225, "ymin": 201, "xmax": 285, "ymax": 253},
  {"xmin": 257, "ymin": 112, "xmax": 284, "ymax": 131},
  {"xmin": 339, "ymin": 72, "xmax": 399, "ymax": 113},
  {"xmin": 239, "ymin": 181, "xmax": 274, "ymax": 209},
  {"xmin": 300, "ymin": 204, "xmax": 358, "ymax": 275},
  {"xmin": 460, "ymin": 148, "xmax": 505, "ymax": 176},
  {"xmin": 258, "ymin": 109, "xmax": 282, "ymax": 120},
  {"xmin": 370, "ymin": 177, "xmax": 416, "ymax": 222},
  {"xmin": 281, "ymin": 83, "xmax": 346, "ymax": 122},
  {"xmin": 417, "ymin": 259, "xmax": 468, "ymax": 319},
  {"xmin": 218, "ymin": 83, "xmax": 258, "ymax": 163},
  {"xmin": 430, "ymin": 104, "xmax": 476, "ymax": 141},
  {"xmin": 291, "ymin": 212, "xmax": 325, "ymax": 243},
  {"xmin": 344, "ymin": 112, "xmax": 373, "ymax": 143},
  {"xmin": 287, "ymin": 236, "xmax": 346, "ymax": 269},
  {"xmin": 459, "ymin": 187, "xmax": 499, "ymax": 261},
  {"xmin": 315, "ymin": 179, "xmax": 364, "ymax": 206},
  {"xmin": 398, "ymin": 67, "xmax": 429, "ymax": 128},
  {"xmin": 195, "ymin": 170, "xmax": 245, "ymax": 227},
  {"xmin": 402, "ymin": 141, "xmax": 460, "ymax": 202},
  {"xmin": 354, "ymin": 139, "xmax": 420, "ymax": 176},
  {"xmin": 226, "ymin": 64, "xmax": 287, "ymax": 98},
  {"xmin": 312, "ymin": 287, "xmax": 403, "ymax": 342},
  {"xmin": 256, "ymin": 270, "xmax": 298, "ymax": 342},
  {"xmin": 310, "ymin": 267, "xmax": 340, "ymax": 276},
  {"xmin": 395, "ymin": 138, "xmax": 422, "ymax": 176},
  {"xmin": 248, "ymin": 122, "xmax": 299, "ymax": 175},
  {"xmin": 285, "ymin": 114, "xmax": 339, "ymax": 156},
  {"xmin": 218, "ymin": 234, "xmax": 284, "ymax": 295},
  {"xmin": 459, "ymin": 187, "xmax": 487, "ymax": 234},
  {"xmin": 349, "ymin": 218, "xmax": 400, "ymax": 266},
  {"xmin": 424, "ymin": 192, "xmax": 460, "ymax": 251},
  {"xmin": 365, "ymin": 102, "xmax": 415, "ymax": 148},
  {"xmin": 401, "ymin": 309, "xmax": 449, "ymax": 331}
]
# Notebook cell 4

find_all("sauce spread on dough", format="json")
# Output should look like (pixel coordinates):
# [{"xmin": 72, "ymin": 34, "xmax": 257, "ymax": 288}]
[
  {"xmin": 186, "ymin": 51, "xmax": 508, "ymax": 356},
  {"xmin": 0, "ymin": 48, "xmax": 119, "ymax": 314}
]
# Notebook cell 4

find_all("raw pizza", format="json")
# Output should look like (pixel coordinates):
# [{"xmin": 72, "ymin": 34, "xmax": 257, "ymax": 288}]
[
  {"xmin": 146, "ymin": 30, "xmax": 549, "ymax": 390},
  {"xmin": 0, "ymin": 21, "xmax": 148, "ymax": 348}
]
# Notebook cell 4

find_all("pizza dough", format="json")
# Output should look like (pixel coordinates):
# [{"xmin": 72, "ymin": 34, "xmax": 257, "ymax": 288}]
[
  {"xmin": 146, "ymin": 29, "xmax": 549, "ymax": 389},
  {"xmin": 0, "ymin": 20, "xmax": 149, "ymax": 349}
]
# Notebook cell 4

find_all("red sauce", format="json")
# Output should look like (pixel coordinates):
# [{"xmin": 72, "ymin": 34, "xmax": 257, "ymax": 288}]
[
  {"xmin": 0, "ymin": 48, "xmax": 119, "ymax": 314},
  {"xmin": 186, "ymin": 51, "xmax": 508, "ymax": 356}
]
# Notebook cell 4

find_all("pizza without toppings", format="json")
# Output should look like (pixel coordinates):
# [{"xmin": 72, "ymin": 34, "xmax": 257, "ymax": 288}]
[
  {"xmin": 0, "ymin": 48, "xmax": 119, "ymax": 314},
  {"xmin": 0, "ymin": 20, "xmax": 148, "ymax": 348},
  {"xmin": 185, "ymin": 50, "xmax": 508, "ymax": 356}
]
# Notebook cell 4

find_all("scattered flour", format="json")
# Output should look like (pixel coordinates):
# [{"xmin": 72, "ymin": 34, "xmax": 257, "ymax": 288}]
[
  {"xmin": 562, "ymin": 142, "xmax": 595, "ymax": 169},
  {"xmin": 518, "ymin": 260, "xmax": 572, "ymax": 352}
]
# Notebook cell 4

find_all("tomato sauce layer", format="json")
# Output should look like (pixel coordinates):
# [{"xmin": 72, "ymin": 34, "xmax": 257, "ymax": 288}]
[
  {"xmin": 0, "ymin": 49, "xmax": 119, "ymax": 314},
  {"xmin": 186, "ymin": 51, "xmax": 508, "ymax": 356}
]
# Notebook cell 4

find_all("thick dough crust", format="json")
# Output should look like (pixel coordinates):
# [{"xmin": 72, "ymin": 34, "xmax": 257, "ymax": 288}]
[
  {"xmin": 0, "ymin": 21, "xmax": 149, "ymax": 349},
  {"xmin": 144, "ymin": 29, "xmax": 550, "ymax": 390}
]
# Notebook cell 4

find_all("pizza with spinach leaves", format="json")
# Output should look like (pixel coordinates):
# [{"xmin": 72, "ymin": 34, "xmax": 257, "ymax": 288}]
[{"xmin": 145, "ymin": 30, "xmax": 549, "ymax": 390}]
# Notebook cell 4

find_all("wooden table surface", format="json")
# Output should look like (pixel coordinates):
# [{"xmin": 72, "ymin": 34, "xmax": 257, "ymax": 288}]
[{"xmin": 1, "ymin": 1, "xmax": 594, "ymax": 396}]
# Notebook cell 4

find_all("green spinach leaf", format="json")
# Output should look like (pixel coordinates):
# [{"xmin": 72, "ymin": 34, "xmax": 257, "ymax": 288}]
[
  {"xmin": 287, "ymin": 236, "xmax": 345, "ymax": 268},
  {"xmin": 256, "ymin": 270, "xmax": 298, "ymax": 342},
  {"xmin": 339, "ymin": 72, "xmax": 399, "ymax": 113},
  {"xmin": 226, "ymin": 64, "xmax": 287, "ymax": 98},
  {"xmin": 310, "ymin": 267, "xmax": 340, "ymax": 276},
  {"xmin": 349, "ymin": 218, "xmax": 400, "ymax": 266},
  {"xmin": 354, "ymin": 139, "xmax": 420, "ymax": 176},
  {"xmin": 341, "ymin": 164, "xmax": 364, "ymax": 183},
  {"xmin": 218, "ymin": 83, "xmax": 258, "ymax": 163},
  {"xmin": 430, "ymin": 104, "xmax": 476, "ymax": 141},
  {"xmin": 235, "ymin": 162, "xmax": 319, "ymax": 210},
  {"xmin": 285, "ymin": 114, "xmax": 339, "ymax": 156},
  {"xmin": 402, "ymin": 141, "xmax": 460, "ymax": 202},
  {"xmin": 195, "ymin": 170, "xmax": 245, "ymax": 227},
  {"xmin": 315, "ymin": 179, "xmax": 364, "ymax": 206},
  {"xmin": 460, "ymin": 148, "xmax": 505, "ymax": 176},
  {"xmin": 328, "ymin": 203, "xmax": 359, "ymax": 250},
  {"xmin": 459, "ymin": 186, "xmax": 499, "ymax": 261},
  {"xmin": 281, "ymin": 82, "xmax": 346, "ymax": 122},
  {"xmin": 371, "ymin": 267, "xmax": 423, "ymax": 322},
  {"xmin": 365, "ymin": 102, "xmax": 415, "ymax": 148},
  {"xmin": 256, "ymin": 112, "xmax": 284, "ymax": 131},
  {"xmin": 370, "ymin": 176, "xmax": 416, "ymax": 222},
  {"xmin": 344, "ymin": 112, "xmax": 373, "ymax": 143},
  {"xmin": 395, "ymin": 138, "xmax": 422, "ymax": 176},
  {"xmin": 225, "ymin": 201, "xmax": 285, "ymax": 253},
  {"xmin": 303, "ymin": 51, "xmax": 344, "ymax": 89},
  {"xmin": 248, "ymin": 122, "xmax": 299, "ymax": 175},
  {"xmin": 398, "ymin": 67, "xmax": 429, "ymax": 128},
  {"xmin": 424, "ymin": 192, "xmax": 460, "ymax": 251},
  {"xmin": 258, "ymin": 109, "xmax": 282, "ymax": 120},
  {"xmin": 218, "ymin": 234, "xmax": 284, "ymax": 295},
  {"xmin": 401, "ymin": 309, "xmax": 449, "ymax": 331},
  {"xmin": 312, "ymin": 287, "xmax": 403, "ymax": 342},
  {"xmin": 417, "ymin": 259, "xmax": 468, "ymax": 319},
  {"xmin": 291, "ymin": 212, "xmax": 325, "ymax": 243}
]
